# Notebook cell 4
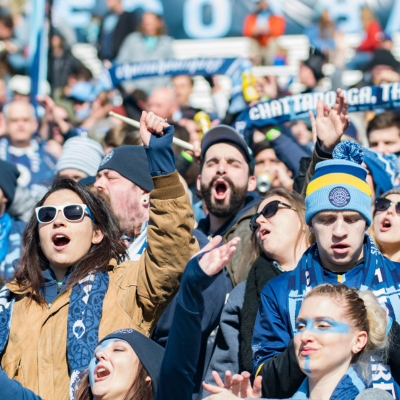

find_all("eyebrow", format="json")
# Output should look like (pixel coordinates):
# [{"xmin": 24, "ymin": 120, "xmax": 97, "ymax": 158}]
[{"xmin": 205, "ymin": 156, "xmax": 243, "ymax": 164}]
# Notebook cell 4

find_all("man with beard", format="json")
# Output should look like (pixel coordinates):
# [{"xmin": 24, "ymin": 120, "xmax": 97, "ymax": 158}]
[{"xmin": 197, "ymin": 125, "xmax": 258, "ymax": 286}]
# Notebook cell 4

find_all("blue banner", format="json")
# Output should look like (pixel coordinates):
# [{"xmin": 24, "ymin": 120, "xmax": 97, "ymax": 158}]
[
  {"xmin": 102, "ymin": 57, "xmax": 245, "ymax": 87},
  {"xmin": 233, "ymin": 83, "xmax": 400, "ymax": 135}
]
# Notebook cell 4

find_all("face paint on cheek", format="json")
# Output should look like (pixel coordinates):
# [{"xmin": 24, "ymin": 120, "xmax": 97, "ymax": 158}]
[
  {"xmin": 89, "ymin": 357, "xmax": 97, "ymax": 389},
  {"xmin": 304, "ymin": 355, "xmax": 311, "ymax": 373},
  {"xmin": 88, "ymin": 339, "xmax": 125, "ymax": 389}
]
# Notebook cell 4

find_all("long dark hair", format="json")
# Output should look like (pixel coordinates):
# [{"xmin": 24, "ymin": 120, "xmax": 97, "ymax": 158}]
[
  {"xmin": 12, "ymin": 178, "xmax": 127, "ymax": 305},
  {"xmin": 75, "ymin": 361, "xmax": 154, "ymax": 400}
]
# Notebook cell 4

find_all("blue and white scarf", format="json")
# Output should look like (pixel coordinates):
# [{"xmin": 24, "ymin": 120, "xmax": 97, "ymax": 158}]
[
  {"xmin": 288, "ymin": 235, "xmax": 400, "ymax": 398},
  {"xmin": 0, "ymin": 213, "xmax": 13, "ymax": 265},
  {"xmin": 292, "ymin": 366, "xmax": 366, "ymax": 400},
  {"xmin": 0, "ymin": 270, "xmax": 109, "ymax": 400}
]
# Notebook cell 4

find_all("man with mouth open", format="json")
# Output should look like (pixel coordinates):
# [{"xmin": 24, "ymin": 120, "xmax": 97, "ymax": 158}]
[
  {"xmin": 196, "ymin": 125, "xmax": 258, "ymax": 286},
  {"xmin": 251, "ymin": 140, "xmax": 400, "ymax": 399}
]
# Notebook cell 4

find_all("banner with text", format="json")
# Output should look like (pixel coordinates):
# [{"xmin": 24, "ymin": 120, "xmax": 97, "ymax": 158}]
[{"xmin": 233, "ymin": 83, "xmax": 400, "ymax": 135}]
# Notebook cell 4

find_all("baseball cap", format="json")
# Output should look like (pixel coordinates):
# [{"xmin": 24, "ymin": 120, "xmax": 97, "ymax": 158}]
[
  {"xmin": 201, "ymin": 125, "xmax": 255, "ymax": 173},
  {"xmin": 68, "ymin": 81, "xmax": 95, "ymax": 102}
]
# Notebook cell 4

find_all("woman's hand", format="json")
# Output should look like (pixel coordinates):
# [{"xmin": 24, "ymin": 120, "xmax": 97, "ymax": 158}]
[
  {"xmin": 192, "ymin": 236, "xmax": 240, "ymax": 276},
  {"xmin": 309, "ymin": 88, "xmax": 349, "ymax": 153},
  {"xmin": 203, "ymin": 370, "xmax": 262, "ymax": 398}
]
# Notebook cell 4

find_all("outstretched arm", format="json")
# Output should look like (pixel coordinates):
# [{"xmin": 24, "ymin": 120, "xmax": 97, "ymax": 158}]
[{"xmin": 155, "ymin": 237, "xmax": 240, "ymax": 400}]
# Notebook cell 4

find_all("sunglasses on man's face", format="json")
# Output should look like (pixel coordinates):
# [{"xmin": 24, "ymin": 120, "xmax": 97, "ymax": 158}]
[
  {"xmin": 35, "ymin": 204, "xmax": 95, "ymax": 224},
  {"xmin": 375, "ymin": 197, "xmax": 400, "ymax": 215},
  {"xmin": 249, "ymin": 200, "xmax": 297, "ymax": 232}
]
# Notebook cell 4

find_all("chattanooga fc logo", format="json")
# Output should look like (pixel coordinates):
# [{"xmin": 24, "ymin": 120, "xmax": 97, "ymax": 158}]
[
  {"xmin": 329, "ymin": 187, "xmax": 351, "ymax": 207},
  {"xmin": 100, "ymin": 150, "xmax": 114, "ymax": 166}
]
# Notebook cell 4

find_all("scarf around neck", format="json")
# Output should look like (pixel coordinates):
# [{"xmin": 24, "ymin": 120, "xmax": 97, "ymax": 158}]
[
  {"xmin": 0, "ymin": 270, "xmax": 109, "ymax": 400},
  {"xmin": 0, "ymin": 213, "xmax": 12, "ymax": 264},
  {"xmin": 288, "ymin": 235, "xmax": 400, "ymax": 398},
  {"xmin": 292, "ymin": 366, "xmax": 366, "ymax": 400}
]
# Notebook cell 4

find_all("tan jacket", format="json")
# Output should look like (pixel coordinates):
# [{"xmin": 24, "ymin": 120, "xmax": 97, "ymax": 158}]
[{"xmin": 1, "ymin": 171, "xmax": 199, "ymax": 400}]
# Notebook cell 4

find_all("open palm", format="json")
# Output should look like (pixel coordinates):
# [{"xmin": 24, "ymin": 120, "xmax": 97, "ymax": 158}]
[{"xmin": 309, "ymin": 88, "xmax": 349, "ymax": 153}]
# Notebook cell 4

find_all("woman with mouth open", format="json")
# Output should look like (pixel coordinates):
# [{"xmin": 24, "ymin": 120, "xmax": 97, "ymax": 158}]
[
  {"xmin": 200, "ymin": 188, "xmax": 313, "ymax": 396},
  {"xmin": 203, "ymin": 283, "xmax": 391, "ymax": 400},
  {"xmin": 0, "ymin": 111, "xmax": 199, "ymax": 400},
  {"xmin": 373, "ymin": 188, "xmax": 400, "ymax": 262}
]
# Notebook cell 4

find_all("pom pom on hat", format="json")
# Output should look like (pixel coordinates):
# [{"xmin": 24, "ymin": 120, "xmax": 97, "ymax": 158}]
[{"xmin": 332, "ymin": 141, "xmax": 364, "ymax": 165}]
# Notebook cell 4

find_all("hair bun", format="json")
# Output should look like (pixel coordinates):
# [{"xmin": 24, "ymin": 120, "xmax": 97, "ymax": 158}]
[{"xmin": 332, "ymin": 141, "xmax": 364, "ymax": 165}]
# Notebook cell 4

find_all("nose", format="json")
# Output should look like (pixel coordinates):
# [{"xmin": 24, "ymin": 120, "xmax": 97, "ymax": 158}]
[
  {"xmin": 94, "ymin": 176, "xmax": 105, "ymax": 191},
  {"xmin": 300, "ymin": 329, "xmax": 314, "ymax": 344},
  {"xmin": 332, "ymin": 219, "xmax": 347, "ymax": 239},
  {"xmin": 53, "ymin": 210, "xmax": 67, "ymax": 227},
  {"xmin": 376, "ymin": 142, "xmax": 387, "ymax": 154},
  {"xmin": 216, "ymin": 160, "xmax": 227, "ymax": 175},
  {"xmin": 386, "ymin": 203, "xmax": 395, "ymax": 215},
  {"xmin": 95, "ymin": 347, "xmax": 110, "ymax": 362},
  {"xmin": 255, "ymin": 213, "xmax": 267, "ymax": 229}
]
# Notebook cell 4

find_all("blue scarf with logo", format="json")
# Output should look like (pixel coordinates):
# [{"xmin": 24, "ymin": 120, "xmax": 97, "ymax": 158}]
[
  {"xmin": 0, "ymin": 270, "xmax": 109, "ymax": 400},
  {"xmin": 292, "ymin": 366, "xmax": 366, "ymax": 400},
  {"xmin": 288, "ymin": 235, "xmax": 400, "ymax": 398},
  {"xmin": 0, "ymin": 213, "xmax": 12, "ymax": 264}
]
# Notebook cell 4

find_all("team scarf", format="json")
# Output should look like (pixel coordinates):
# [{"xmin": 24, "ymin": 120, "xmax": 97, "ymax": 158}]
[
  {"xmin": 292, "ymin": 366, "xmax": 366, "ymax": 400},
  {"xmin": 288, "ymin": 235, "xmax": 400, "ymax": 398},
  {"xmin": 233, "ymin": 82, "xmax": 400, "ymax": 137},
  {"xmin": 0, "ymin": 213, "xmax": 12, "ymax": 264},
  {"xmin": 0, "ymin": 270, "xmax": 109, "ymax": 400}
]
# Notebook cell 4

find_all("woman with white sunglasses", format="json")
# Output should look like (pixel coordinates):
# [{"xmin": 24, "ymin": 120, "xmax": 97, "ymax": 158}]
[{"xmin": 0, "ymin": 111, "xmax": 198, "ymax": 400}]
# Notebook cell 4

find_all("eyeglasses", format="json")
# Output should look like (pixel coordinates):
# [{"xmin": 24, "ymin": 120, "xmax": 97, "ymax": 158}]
[
  {"xmin": 35, "ymin": 204, "xmax": 95, "ymax": 224},
  {"xmin": 249, "ymin": 200, "xmax": 297, "ymax": 232},
  {"xmin": 375, "ymin": 197, "xmax": 400, "ymax": 215}
]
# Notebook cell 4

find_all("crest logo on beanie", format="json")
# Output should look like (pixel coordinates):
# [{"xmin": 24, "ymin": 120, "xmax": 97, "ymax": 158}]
[
  {"xmin": 329, "ymin": 187, "xmax": 351, "ymax": 207},
  {"xmin": 100, "ymin": 150, "xmax": 114, "ymax": 166},
  {"xmin": 113, "ymin": 328, "xmax": 134, "ymax": 334}
]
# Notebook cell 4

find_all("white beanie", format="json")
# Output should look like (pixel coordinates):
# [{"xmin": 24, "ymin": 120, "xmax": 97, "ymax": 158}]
[{"xmin": 56, "ymin": 136, "xmax": 104, "ymax": 177}]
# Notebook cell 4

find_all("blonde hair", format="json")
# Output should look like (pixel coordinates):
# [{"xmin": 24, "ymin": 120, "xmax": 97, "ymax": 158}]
[{"xmin": 305, "ymin": 284, "xmax": 388, "ymax": 371}]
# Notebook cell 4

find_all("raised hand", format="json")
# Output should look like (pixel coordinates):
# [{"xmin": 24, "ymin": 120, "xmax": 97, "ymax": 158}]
[
  {"xmin": 309, "ymin": 88, "xmax": 349, "ymax": 153},
  {"xmin": 193, "ymin": 236, "xmax": 240, "ymax": 276},
  {"xmin": 139, "ymin": 110, "xmax": 170, "ymax": 147},
  {"xmin": 203, "ymin": 370, "xmax": 262, "ymax": 398}
]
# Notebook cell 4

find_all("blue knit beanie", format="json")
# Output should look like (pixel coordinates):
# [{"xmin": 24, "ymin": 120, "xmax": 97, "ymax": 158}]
[{"xmin": 305, "ymin": 141, "xmax": 372, "ymax": 226}]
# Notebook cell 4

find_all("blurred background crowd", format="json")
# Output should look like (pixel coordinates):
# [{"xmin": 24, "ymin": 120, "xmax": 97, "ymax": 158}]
[{"xmin": 0, "ymin": 0, "xmax": 400, "ymax": 253}]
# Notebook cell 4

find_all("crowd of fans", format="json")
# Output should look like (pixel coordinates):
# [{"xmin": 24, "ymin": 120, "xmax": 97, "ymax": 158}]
[{"xmin": 2, "ymin": 0, "xmax": 400, "ymax": 400}]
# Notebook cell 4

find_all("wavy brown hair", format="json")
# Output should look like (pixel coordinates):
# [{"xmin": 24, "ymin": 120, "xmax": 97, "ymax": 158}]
[
  {"xmin": 75, "ymin": 361, "xmax": 153, "ymax": 400},
  {"xmin": 11, "ymin": 178, "xmax": 127, "ymax": 305},
  {"xmin": 243, "ymin": 188, "xmax": 315, "ymax": 268}
]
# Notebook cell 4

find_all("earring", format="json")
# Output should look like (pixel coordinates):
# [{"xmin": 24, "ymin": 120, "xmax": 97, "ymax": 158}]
[{"xmin": 142, "ymin": 197, "xmax": 149, "ymax": 205}]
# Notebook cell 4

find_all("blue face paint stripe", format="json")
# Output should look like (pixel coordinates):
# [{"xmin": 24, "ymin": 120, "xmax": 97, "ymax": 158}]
[
  {"xmin": 295, "ymin": 317, "xmax": 350, "ymax": 335},
  {"xmin": 304, "ymin": 355, "xmax": 311, "ymax": 373},
  {"xmin": 88, "ymin": 339, "xmax": 128, "ymax": 389}
]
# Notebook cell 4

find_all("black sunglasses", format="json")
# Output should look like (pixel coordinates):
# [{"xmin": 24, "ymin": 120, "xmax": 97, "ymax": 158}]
[
  {"xmin": 250, "ymin": 200, "xmax": 297, "ymax": 232},
  {"xmin": 375, "ymin": 197, "xmax": 400, "ymax": 215}
]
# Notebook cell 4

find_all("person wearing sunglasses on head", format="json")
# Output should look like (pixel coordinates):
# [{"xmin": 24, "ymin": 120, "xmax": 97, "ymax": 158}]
[
  {"xmin": 373, "ymin": 188, "xmax": 400, "ymax": 262},
  {"xmin": 252, "ymin": 141, "xmax": 400, "ymax": 399},
  {"xmin": 200, "ymin": 188, "xmax": 312, "ymax": 398},
  {"xmin": 0, "ymin": 111, "xmax": 199, "ymax": 400}
]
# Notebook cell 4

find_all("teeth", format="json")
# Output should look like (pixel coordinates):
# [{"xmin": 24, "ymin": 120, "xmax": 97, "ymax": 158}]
[
  {"xmin": 98, "ymin": 368, "xmax": 105, "ymax": 373},
  {"xmin": 383, "ymin": 221, "xmax": 391, "ymax": 227},
  {"xmin": 55, "ymin": 235, "xmax": 66, "ymax": 238}
]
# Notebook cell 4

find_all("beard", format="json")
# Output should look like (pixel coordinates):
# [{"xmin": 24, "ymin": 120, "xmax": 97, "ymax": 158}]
[
  {"xmin": 94, "ymin": 189, "xmax": 112, "ymax": 208},
  {"xmin": 201, "ymin": 176, "xmax": 248, "ymax": 218}
]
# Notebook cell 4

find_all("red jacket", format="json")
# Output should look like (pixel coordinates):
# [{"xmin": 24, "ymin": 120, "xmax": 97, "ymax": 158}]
[
  {"xmin": 243, "ymin": 13, "xmax": 285, "ymax": 47},
  {"xmin": 358, "ymin": 20, "xmax": 382, "ymax": 52}
]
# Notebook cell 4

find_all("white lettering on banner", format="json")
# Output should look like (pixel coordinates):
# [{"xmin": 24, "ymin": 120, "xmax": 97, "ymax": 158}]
[
  {"xmin": 325, "ymin": 91, "xmax": 336, "ymax": 107},
  {"xmin": 347, "ymin": 88, "xmax": 359, "ymax": 105},
  {"xmin": 301, "ymin": 94, "xmax": 313, "ymax": 112},
  {"xmin": 280, "ymin": 97, "xmax": 291, "ymax": 114},
  {"xmin": 373, "ymin": 383, "xmax": 396, "ymax": 399},
  {"xmin": 270, "ymin": 100, "xmax": 283, "ymax": 117},
  {"xmin": 249, "ymin": 107, "xmax": 260, "ymax": 120},
  {"xmin": 291, "ymin": 95, "xmax": 303, "ymax": 113},
  {"xmin": 183, "ymin": 0, "xmax": 232, "ymax": 39},
  {"xmin": 359, "ymin": 86, "xmax": 374, "ymax": 104},
  {"xmin": 382, "ymin": 83, "xmax": 392, "ymax": 102},
  {"xmin": 375, "ymin": 268, "xmax": 383, "ymax": 283},
  {"xmin": 392, "ymin": 82, "xmax": 400, "ymax": 101}
]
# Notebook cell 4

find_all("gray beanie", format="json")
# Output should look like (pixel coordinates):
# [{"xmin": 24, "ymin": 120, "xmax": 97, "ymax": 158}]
[{"xmin": 56, "ymin": 136, "xmax": 104, "ymax": 176}]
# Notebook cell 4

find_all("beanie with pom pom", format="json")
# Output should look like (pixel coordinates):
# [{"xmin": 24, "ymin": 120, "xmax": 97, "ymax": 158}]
[{"xmin": 305, "ymin": 141, "xmax": 372, "ymax": 225}]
